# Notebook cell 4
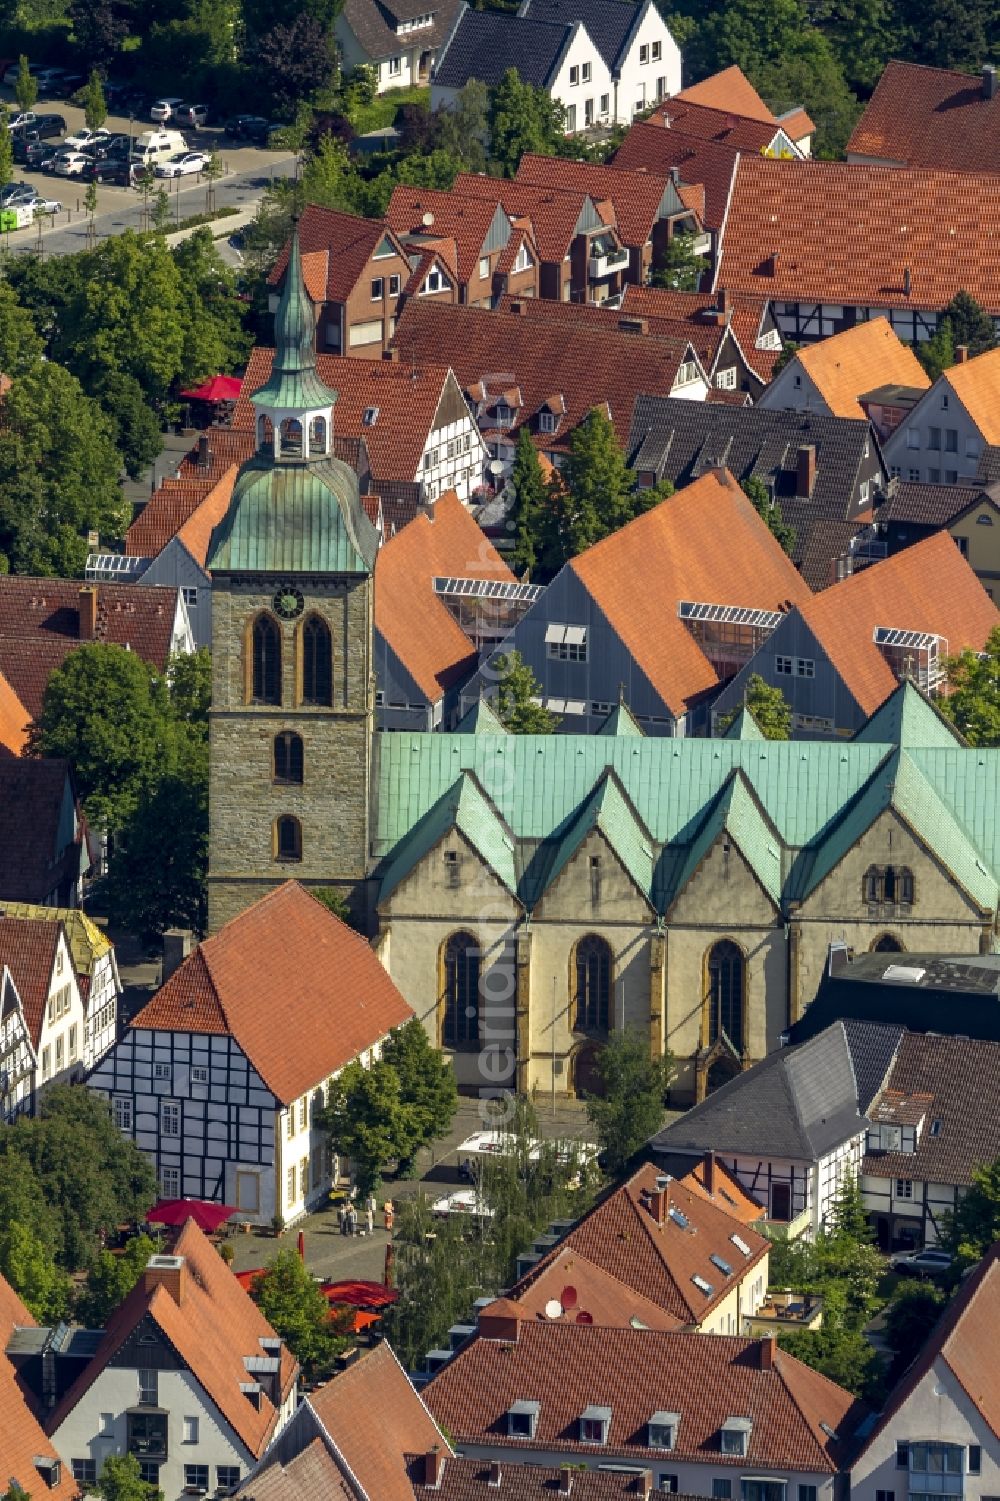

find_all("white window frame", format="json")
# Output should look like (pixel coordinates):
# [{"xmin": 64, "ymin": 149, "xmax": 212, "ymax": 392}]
[
  {"xmin": 113, "ymin": 1095, "xmax": 133, "ymax": 1131},
  {"xmin": 388, "ymin": 55, "xmax": 402, "ymax": 76},
  {"xmin": 715, "ymin": 367, "xmax": 737, "ymax": 390},
  {"xmin": 161, "ymin": 1100, "xmax": 180, "ymax": 1137}
]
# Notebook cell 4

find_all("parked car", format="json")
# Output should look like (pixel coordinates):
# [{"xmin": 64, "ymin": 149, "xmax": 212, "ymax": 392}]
[
  {"xmin": 32, "ymin": 194, "xmax": 62, "ymax": 214},
  {"xmin": 11, "ymin": 113, "xmax": 66, "ymax": 141},
  {"xmin": 89, "ymin": 132, "xmax": 131, "ymax": 160},
  {"xmin": 224, "ymin": 113, "xmax": 268, "ymax": 140},
  {"xmin": 2, "ymin": 60, "xmax": 47, "ymax": 87},
  {"xmin": 40, "ymin": 147, "xmax": 78, "ymax": 173},
  {"xmin": 8, "ymin": 111, "xmax": 39, "ymax": 131},
  {"xmin": 13, "ymin": 139, "xmax": 49, "ymax": 167},
  {"xmin": 52, "ymin": 70, "xmax": 84, "ymax": 95},
  {"xmin": 174, "ymin": 102, "xmax": 209, "ymax": 127},
  {"xmin": 155, "ymin": 150, "xmax": 210, "ymax": 179},
  {"xmin": 890, "ymin": 1248, "xmax": 953, "ymax": 1278},
  {"xmin": 149, "ymin": 97, "xmax": 184, "ymax": 122},
  {"xmin": 63, "ymin": 126, "xmax": 110, "ymax": 150},
  {"xmin": 53, "ymin": 151, "xmax": 94, "ymax": 177},
  {"xmin": 0, "ymin": 181, "xmax": 39, "ymax": 206},
  {"xmin": 83, "ymin": 157, "xmax": 133, "ymax": 186}
]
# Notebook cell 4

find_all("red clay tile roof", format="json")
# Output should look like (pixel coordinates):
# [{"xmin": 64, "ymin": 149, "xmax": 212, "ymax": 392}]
[
  {"xmin": 569, "ymin": 470, "xmax": 812, "ymax": 716},
  {"xmin": 790, "ymin": 318, "xmax": 930, "ymax": 420},
  {"xmin": 619, "ymin": 285, "xmax": 780, "ymax": 383},
  {"xmin": 655, "ymin": 97, "xmax": 785, "ymax": 153},
  {"xmin": 308, "ymin": 1342, "xmax": 449, "ymax": 1501},
  {"xmin": 375, "ymin": 490, "xmax": 515, "ymax": 701},
  {"xmin": 795, "ymin": 530, "xmax": 999, "ymax": 715},
  {"xmin": 450, "ymin": 173, "xmax": 618, "ymax": 262},
  {"xmin": 175, "ymin": 467, "xmax": 240, "ymax": 568},
  {"xmin": 126, "ymin": 480, "xmax": 220, "ymax": 557},
  {"xmin": 847, "ymin": 60, "xmax": 1000, "ymax": 170},
  {"xmin": 611, "ymin": 122, "xmax": 740, "ymax": 231},
  {"xmin": 940, "ymin": 347, "xmax": 1000, "ymax": 443},
  {"xmin": 0, "ymin": 915, "xmax": 62, "ymax": 1047},
  {"xmin": 391, "ymin": 299, "xmax": 695, "ymax": 457},
  {"xmin": 0, "ymin": 667, "xmax": 29, "ymax": 755},
  {"xmin": 130, "ymin": 882, "xmax": 413, "ymax": 1103},
  {"xmin": 234, "ymin": 348, "xmax": 464, "ymax": 486},
  {"xmin": 777, "ymin": 107, "xmax": 815, "ymax": 142},
  {"xmin": 513, "ymin": 1162, "xmax": 769, "ymax": 1326},
  {"xmin": 509, "ymin": 1245, "xmax": 684, "ymax": 1331},
  {"xmin": 679, "ymin": 1158, "xmax": 766, "ymax": 1225},
  {"xmin": 386, "ymin": 186, "xmax": 511, "ymax": 283},
  {"xmin": 425, "ymin": 1320, "xmax": 865, "ymax": 1469},
  {"xmin": 676, "ymin": 66, "xmax": 777, "ymax": 122},
  {"xmin": 237, "ymin": 1435, "xmax": 352, "ymax": 1501},
  {"xmin": 0, "ymin": 1274, "xmax": 78, "ymax": 1501},
  {"xmin": 520, "ymin": 156, "xmax": 687, "ymax": 247},
  {"xmin": 409, "ymin": 1456, "xmax": 665, "ymax": 1498},
  {"xmin": 715, "ymin": 156, "xmax": 1000, "ymax": 313},
  {"xmin": 0, "ymin": 577, "xmax": 183, "ymax": 721},
  {"xmin": 0, "ymin": 759, "xmax": 82, "ymax": 906},
  {"xmin": 47, "ymin": 1219, "xmax": 297, "ymax": 1456},
  {"xmin": 268, "ymin": 204, "xmax": 411, "ymax": 300}
]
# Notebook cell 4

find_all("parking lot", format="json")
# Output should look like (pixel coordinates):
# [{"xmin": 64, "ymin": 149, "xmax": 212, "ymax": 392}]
[{"xmin": 0, "ymin": 84, "xmax": 298, "ymax": 251}]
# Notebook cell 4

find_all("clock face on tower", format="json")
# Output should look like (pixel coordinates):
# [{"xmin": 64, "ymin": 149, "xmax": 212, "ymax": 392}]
[{"xmin": 273, "ymin": 586, "xmax": 304, "ymax": 620}]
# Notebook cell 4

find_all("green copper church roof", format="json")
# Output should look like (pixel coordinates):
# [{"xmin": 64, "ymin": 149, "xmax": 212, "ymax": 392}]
[
  {"xmin": 596, "ymin": 702, "xmax": 645, "ymax": 738},
  {"xmin": 252, "ymin": 226, "xmax": 338, "ymax": 412},
  {"xmin": 661, "ymin": 769, "xmax": 782, "ymax": 909},
  {"xmin": 528, "ymin": 771, "xmax": 655, "ymax": 909},
  {"xmin": 854, "ymin": 680, "xmax": 965, "ymax": 749},
  {"xmin": 454, "ymin": 697, "xmax": 508, "ymax": 735},
  {"xmin": 722, "ymin": 706, "xmax": 767, "ymax": 742},
  {"xmin": 378, "ymin": 771, "xmax": 518, "ymax": 903},
  {"xmin": 207, "ymin": 455, "xmax": 378, "ymax": 574}
]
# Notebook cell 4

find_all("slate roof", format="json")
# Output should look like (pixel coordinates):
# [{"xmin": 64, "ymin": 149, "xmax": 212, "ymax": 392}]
[
  {"xmin": 715, "ymin": 156, "xmax": 1000, "ymax": 314},
  {"xmin": 47, "ymin": 1220, "xmax": 298, "ymax": 1456},
  {"xmin": 847, "ymin": 59, "xmax": 1000, "ymax": 170},
  {"xmin": 425, "ymin": 1317, "xmax": 867, "ymax": 1469},
  {"xmin": 652, "ymin": 1021, "xmax": 901, "ymax": 1162},
  {"xmin": 627, "ymin": 394, "xmax": 881, "ymax": 589},
  {"xmin": 787, "ymin": 318, "xmax": 930, "ymax": 420},
  {"xmin": 340, "ymin": 0, "xmax": 463, "ymax": 63},
  {"xmin": 877, "ymin": 481, "xmax": 986, "ymax": 528},
  {"xmin": 861, "ymin": 1031, "xmax": 1000, "ymax": 1187},
  {"xmin": 375, "ymin": 489, "xmax": 516, "ymax": 703},
  {"xmin": 517, "ymin": 0, "xmax": 644, "ymax": 72},
  {"xmin": 409, "ymin": 1458, "xmax": 668, "ymax": 1497},
  {"xmin": 612, "ymin": 122, "xmax": 740, "ymax": 230},
  {"xmin": 129, "ymin": 882, "xmax": 413, "ymax": 1104},
  {"xmin": 510, "ymin": 1161, "xmax": 769, "ymax": 1326},
  {"xmin": 0, "ymin": 759, "xmax": 84, "ymax": 907},
  {"xmin": 432, "ymin": 8, "xmax": 574, "ymax": 91}
]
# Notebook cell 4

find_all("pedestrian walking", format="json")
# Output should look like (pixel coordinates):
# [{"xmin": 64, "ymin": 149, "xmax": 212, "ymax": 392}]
[
  {"xmin": 348, "ymin": 1205, "xmax": 357, "ymax": 1236},
  {"xmin": 337, "ymin": 1203, "xmax": 346, "ymax": 1236},
  {"xmin": 383, "ymin": 1199, "xmax": 394, "ymax": 1232},
  {"xmin": 366, "ymin": 1204, "xmax": 374, "ymax": 1235}
]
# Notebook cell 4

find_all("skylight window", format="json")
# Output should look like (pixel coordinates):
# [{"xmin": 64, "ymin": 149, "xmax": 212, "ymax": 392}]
[
  {"xmin": 710, "ymin": 1254, "xmax": 733, "ymax": 1277},
  {"xmin": 668, "ymin": 1207, "xmax": 689, "ymax": 1229},
  {"xmin": 730, "ymin": 1233, "xmax": 751, "ymax": 1256},
  {"xmin": 930, "ymin": 1119, "xmax": 942, "ymax": 1136},
  {"xmin": 692, "ymin": 1274, "xmax": 714, "ymax": 1295},
  {"xmin": 363, "ymin": 407, "xmax": 379, "ymax": 426}
]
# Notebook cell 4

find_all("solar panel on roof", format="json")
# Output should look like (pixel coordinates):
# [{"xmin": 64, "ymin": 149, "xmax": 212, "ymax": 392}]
[
  {"xmin": 678, "ymin": 600, "xmax": 785, "ymax": 630},
  {"xmin": 433, "ymin": 576, "xmax": 544, "ymax": 602}
]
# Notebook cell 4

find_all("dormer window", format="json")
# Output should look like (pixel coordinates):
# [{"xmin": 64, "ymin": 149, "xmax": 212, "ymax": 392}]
[
  {"xmin": 495, "ymin": 403, "xmax": 514, "ymax": 426},
  {"xmin": 579, "ymin": 1405, "xmax": 611, "ymax": 1444},
  {"xmin": 648, "ymin": 1411, "xmax": 680, "ymax": 1449},
  {"xmin": 512, "ymin": 242, "xmax": 533, "ymax": 273},
  {"xmin": 539, "ymin": 411, "xmax": 557, "ymax": 434},
  {"xmin": 721, "ymin": 1418, "xmax": 752, "ymax": 1456},
  {"xmin": 507, "ymin": 1400, "xmax": 540, "ymax": 1438}
]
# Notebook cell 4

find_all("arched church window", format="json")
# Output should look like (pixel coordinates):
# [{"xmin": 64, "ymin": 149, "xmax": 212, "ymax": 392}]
[
  {"xmin": 574, "ymin": 935, "xmax": 611, "ymax": 1032},
  {"xmin": 257, "ymin": 414, "xmax": 272, "ymax": 449},
  {"xmin": 252, "ymin": 614, "xmax": 281, "ymax": 705},
  {"xmin": 442, "ymin": 932, "xmax": 479, "ymax": 1047},
  {"xmin": 862, "ymin": 865, "xmax": 914, "ymax": 906},
  {"xmin": 871, "ymin": 933, "xmax": 904, "ymax": 952},
  {"xmin": 275, "ymin": 815, "xmax": 302, "ymax": 862},
  {"xmin": 707, "ymin": 939, "xmax": 745, "ymax": 1054},
  {"xmin": 309, "ymin": 415, "xmax": 328, "ymax": 456},
  {"xmin": 274, "ymin": 732, "xmax": 303, "ymax": 785},
  {"xmin": 302, "ymin": 615, "xmax": 333, "ymax": 706},
  {"xmin": 279, "ymin": 417, "xmax": 303, "ymax": 458}
]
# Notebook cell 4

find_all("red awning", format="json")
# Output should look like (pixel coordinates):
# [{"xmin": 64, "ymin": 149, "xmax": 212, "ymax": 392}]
[
  {"xmin": 320, "ymin": 1279, "xmax": 399, "ymax": 1310},
  {"xmin": 179, "ymin": 374, "xmax": 242, "ymax": 402},
  {"xmin": 146, "ymin": 1199, "xmax": 237, "ymax": 1232}
]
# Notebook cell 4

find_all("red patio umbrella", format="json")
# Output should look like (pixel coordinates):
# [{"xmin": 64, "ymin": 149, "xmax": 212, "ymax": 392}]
[
  {"xmin": 178, "ymin": 374, "xmax": 243, "ymax": 402},
  {"xmin": 146, "ymin": 1198, "xmax": 237, "ymax": 1233}
]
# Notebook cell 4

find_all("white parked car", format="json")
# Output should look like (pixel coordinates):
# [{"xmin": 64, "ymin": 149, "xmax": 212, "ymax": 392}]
[
  {"xmin": 53, "ymin": 152, "xmax": 92, "ymax": 177},
  {"xmin": 32, "ymin": 196, "xmax": 62, "ymax": 215},
  {"xmin": 150, "ymin": 97, "xmax": 184, "ymax": 122},
  {"xmin": 63, "ymin": 127, "xmax": 109, "ymax": 150},
  {"xmin": 154, "ymin": 151, "xmax": 210, "ymax": 179},
  {"xmin": 890, "ymin": 1247, "xmax": 954, "ymax": 1278}
]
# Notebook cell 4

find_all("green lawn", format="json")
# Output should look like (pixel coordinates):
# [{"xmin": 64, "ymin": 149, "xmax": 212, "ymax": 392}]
[{"xmin": 351, "ymin": 84, "xmax": 430, "ymax": 135}]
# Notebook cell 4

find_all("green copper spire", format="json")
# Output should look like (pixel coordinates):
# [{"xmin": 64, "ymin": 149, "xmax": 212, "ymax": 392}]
[{"xmin": 251, "ymin": 220, "xmax": 339, "ymax": 414}]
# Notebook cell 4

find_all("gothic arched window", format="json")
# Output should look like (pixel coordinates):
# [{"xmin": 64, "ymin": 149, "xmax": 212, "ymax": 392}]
[
  {"xmin": 309, "ymin": 415, "xmax": 328, "ymax": 456},
  {"xmin": 302, "ymin": 615, "xmax": 333, "ymax": 706},
  {"xmin": 252, "ymin": 614, "xmax": 281, "ymax": 705},
  {"xmin": 574, "ymin": 935, "xmax": 611, "ymax": 1033},
  {"xmin": 274, "ymin": 732, "xmax": 303, "ymax": 785},
  {"xmin": 872, "ymin": 933, "xmax": 904, "ymax": 953},
  {"xmin": 442, "ymin": 933, "xmax": 480, "ymax": 1047},
  {"xmin": 275, "ymin": 815, "xmax": 302, "ymax": 862},
  {"xmin": 707, "ymin": 940, "xmax": 745, "ymax": 1054},
  {"xmin": 278, "ymin": 417, "xmax": 303, "ymax": 458}
]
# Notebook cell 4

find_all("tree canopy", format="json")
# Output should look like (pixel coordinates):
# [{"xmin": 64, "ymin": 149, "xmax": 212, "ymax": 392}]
[
  {"xmin": 718, "ymin": 673, "xmax": 792, "ymax": 740},
  {"xmin": 489, "ymin": 69, "xmax": 566, "ymax": 176},
  {"xmin": 584, "ymin": 1030, "xmax": 675, "ymax": 1176},
  {"xmin": 940, "ymin": 627, "xmax": 1000, "ymax": 746},
  {"xmin": 251, "ymin": 1248, "xmax": 350, "ymax": 1379},
  {"xmin": 492, "ymin": 650, "xmax": 559, "ymax": 734}
]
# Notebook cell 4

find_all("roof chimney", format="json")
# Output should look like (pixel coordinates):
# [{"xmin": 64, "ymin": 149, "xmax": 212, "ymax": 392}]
[
  {"xmin": 162, "ymin": 928, "xmax": 194, "ymax": 984},
  {"xmin": 955, "ymin": 344, "xmax": 969, "ymax": 364},
  {"xmin": 704, "ymin": 1150, "xmax": 717, "ymax": 1197},
  {"xmin": 423, "ymin": 1448, "xmax": 445, "ymax": 1488},
  {"xmin": 78, "ymin": 584, "xmax": 98, "ymax": 642},
  {"xmin": 559, "ymin": 1468, "xmax": 574, "ymax": 1495},
  {"xmin": 196, "ymin": 434, "xmax": 211, "ymax": 470},
  {"xmin": 718, "ymin": 286, "xmax": 731, "ymax": 314},
  {"xmin": 143, "ymin": 1254, "xmax": 186, "ymax": 1306},
  {"xmin": 478, "ymin": 1299, "xmax": 521, "ymax": 1341},
  {"xmin": 382, "ymin": 346, "xmax": 400, "ymax": 362},
  {"xmin": 984, "ymin": 64, "xmax": 999, "ymax": 99},
  {"xmin": 759, "ymin": 1335, "xmax": 776, "ymax": 1370},
  {"xmin": 645, "ymin": 1185, "xmax": 667, "ymax": 1225},
  {"xmin": 509, "ymin": 300, "xmax": 526, "ymax": 316},
  {"xmin": 903, "ymin": 266, "xmax": 911, "ymax": 298},
  {"xmin": 488, "ymin": 1461, "xmax": 503, "ymax": 1488},
  {"xmin": 796, "ymin": 443, "xmax": 817, "ymax": 499}
]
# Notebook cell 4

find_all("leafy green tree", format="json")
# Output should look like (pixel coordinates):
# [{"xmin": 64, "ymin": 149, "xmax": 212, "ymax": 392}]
[
  {"xmin": 778, "ymin": 1321, "xmax": 883, "ymax": 1400},
  {"xmin": 106, "ymin": 773, "xmax": 209, "ymax": 941},
  {"xmin": 828, "ymin": 1169, "xmax": 873, "ymax": 1243},
  {"xmin": 884, "ymin": 1281, "xmax": 945, "ymax": 1377},
  {"xmin": 584, "ymin": 1030, "xmax": 675, "ymax": 1175},
  {"xmin": 82, "ymin": 68, "xmax": 107, "ymax": 130},
  {"xmin": 252, "ymin": 1248, "xmax": 347, "ymax": 1379},
  {"xmin": 95, "ymin": 1454, "xmax": 164, "ymax": 1501},
  {"xmin": 0, "ymin": 280, "xmax": 43, "ymax": 376},
  {"xmin": 915, "ymin": 318, "xmax": 955, "ymax": 382},
  {"xmin": 381, "ymin": 1020, "xmax": 458, "ymax": 1171},
  {"xmin": 719, "ymin": 673, "xmax": 792, "ymax": 740},
  {"xmin": 0, "ymin": 106, "xmax": 12, "ymax": 194},
  {"xmin": 509, "ymin": 428, "xmax": 547, "ymax": 576},
  {"xmin": 489, "ymin": 68, "xmax": 565, "ymax": 176},
  {"xmin": 434, "ymin": 79, "xmax": 490, "ymax": 173},
  {"xmin": 168, "ymin": 647, "xmax": 212, "ymax": 735},
  {"xmin": 151, "ymin": 187, "xmax": 171, "ymax": 234},
  {"xmin": 754, "ymin": 34, "xmax": 861, "ymax": 159},
  {"xmin": 940, "ymin": 627, "xmax": 1000, "ymax": 746},
  {"xmin": 941, "ymin": 290, "xmax": 998, "ymax": 359},
  {"xmin": 743, "ymin": 474, "xmax": 796, "ymax": 555},
  {"xmin": 91, "ymin": 370, "xmax": 163, "ymax": 480},
  {"xmin": 173, "ymin": 229, "xmax": 252, "ymax": 380},
  {"xmin": 554, "ymin": 406, "xmax": 637, "ymax": 558},
  {"xmin": 76, "ymin": 1233, "xmax": 159, "ymax": 1325},
  {"xmin": 320, "ymin": 1059, "xmax": 415, "ymax": 1197},
  {"xmin": 70, "ymin": 0, "xmax": 129, "ymax": 65},
  {"xmin": 650, "ymin": 230, "xmax": 707, "ymax": 291},
  {"xmin": 809, "ymin": 0, "xmax": 895, "ymax": 91},
  {"xmin": 492, "ymin": 649, "xmax": 559, "ymax": 733},
  {"xmin": 0, "ymin": 1221, "xmax": 72, "ymax": 1322},
  {"xmin": 772, "ymin": 341, "xmax": 800, "ymax": 376},
  {"xmin": 253, "ymin": 12, "xmax": 338, "ymax": 118},
  {"xmin": 2, "ymin": 1482, "xmax": 31, "ymax": 1501},
  {"xmin": 310, "ymin": 886, "xmax": 362, "ymax": 931},
  {"xmin": 14, "ymin": 57, "xmax": 37, "ymax": 115},
  {"xmin": 28, "ymin": 644, "xmax": 174, "ymax": 832},
  {"xmin": 941, "ymin": 1156, "xmax": 1000, "ymax": 1267},
  {"xmin": 383, "ymin": 1194, "xmax": 491, "ymax": 1370}
]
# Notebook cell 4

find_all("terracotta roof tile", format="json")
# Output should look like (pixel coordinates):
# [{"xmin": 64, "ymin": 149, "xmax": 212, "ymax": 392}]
[
  {"xmin": 678, "ymin": 1157, "xmax": 767, "ymax": 1225},
  {"xmin": 386, "ymin": 187, "xmax": 511, "ymax": 283},
  {"xmin": 409, "ymin": 1456, "xmax": 665, "ymax": 1498},
  {"xmin": 793, "ymin": 530, "xmax": 998, "ymax": 713},
  {"xmin": 0, "ymin": 1272, "xmax": 78, "ymax": 1501},
  {"xmin": 612, "ymin": 121, "xmax": 740, "ymax": 231},
  {"xmin": 676, "ymin": 65, "xmax": 778, "ymax": 122},
  {"xmin": 425, "ymin": 1320, "xmax": 865, "ymax": 1469},
  {"xmin": 450, "ymin": 173, "xmax": 618, "ymax": 262},
  {"xmin": 237, "ymin": 1436, "xmax": 352, "ymax": 1501},
  {"xmin": 0, "ymin": 666, "xmax": 29, "ymax": 754},
  {"xmin": 777, "ymin": 107, "xmax": 815, "ymax": 141},
  {"xmin": 308, "ymin": 1343, "xmax": 449, "ymax": 1501},
  {"xmin": 0, "ymin": 759, "xmax": 83, "ymax": 906},
  {"xmin": 268, "ymin": 205, "xmax": 412, "ymax": 300},
  {"xmin": 655, "ymin": 98, "xmax": 785, "ymax": 153},
  {"xmin": 620, "ymin": 285, "xmax": 780, "ymax": 383},
  {"xmin": 847, "ymin": 60, "xmax": 1000, "ymax": 170},
  {"xmin": 126, "ymin": 481, "xmax": 215, "ymax": 557},
  {"xmin": 513, "ymin": 1163, "xmax": 769, "ymax": 1326},
  {"xmin": 175, "ymin": 466, "xmax": 240, "ymax": 568},
  {"xmin": 792, "ymin": 318, "xmax": 930, "ymax": 420},
  {"xmin": 716, "ymin": 156, "xmax": 1000, "ymax": 313},
  {"xmin": 942, "ymin": 347, "xmax": 1000, "ymax": 443},
  {"xmin": 569, "ymin": 470, "xmax": 811, "ymax": 716},
  {"xmin": 0, "ymin": 915, "xmax": 61, "ymax": 1047},
  {"xmin": 47, "ymin": 1220, "xmax": 297, "ymax": 1456},
  {"xmin": 130, "ymin": 882, "xmax": 413, "ymax": 1103},
  {"xmin": 509, "ymin": 1245, "xmax": 685, "ymax": 1331},
  {"xmin": 375, "ymin": 490, "xmax": 515, "ymax": 702}
]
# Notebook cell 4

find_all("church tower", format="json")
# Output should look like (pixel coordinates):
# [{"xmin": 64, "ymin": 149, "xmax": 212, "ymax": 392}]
[{"xmin": 206, "ymin": 226, "xmax": 379, "ymax": 932}]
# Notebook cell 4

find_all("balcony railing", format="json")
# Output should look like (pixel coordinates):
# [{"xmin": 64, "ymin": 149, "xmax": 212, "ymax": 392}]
[{"xmin": 589, "ymin": 246, "xmax": 629, "ymax": 278}]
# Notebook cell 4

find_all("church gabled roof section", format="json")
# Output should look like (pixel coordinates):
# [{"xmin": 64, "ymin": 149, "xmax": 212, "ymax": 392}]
[
  {"xmin": 529, "ymin": 769, "xmax": 656, "ymax": 911},
  {"xmin": 595, "ymin": 700, "xmax": 645, "ymax": 738},
  {"xmin": 453, "ymin": 696, "xmax": 509, "ymax": 735},
  {"xmin": 853, "ymin": 679, "xmax": 966, "ymax": 749},
  {"xmin": 660, "ymin": 767, "xmax": 783, "ymax": 911},
  {"xmin": 377, "ymin": 770, "xmax": 520, "ymax": 905},
  {"xmin": 721, "ymin": 704, "xmax": 767, "ymax": 741}
]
